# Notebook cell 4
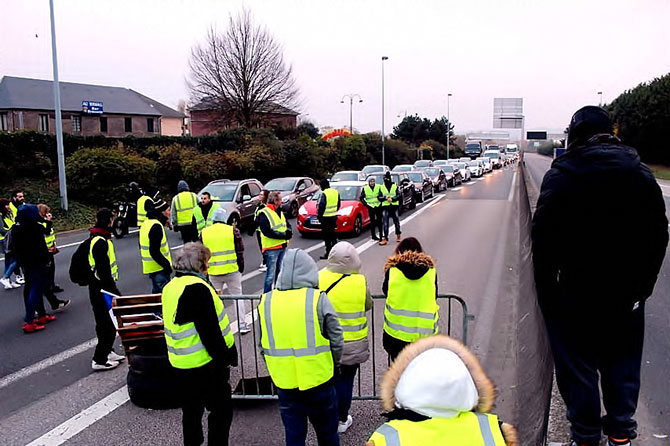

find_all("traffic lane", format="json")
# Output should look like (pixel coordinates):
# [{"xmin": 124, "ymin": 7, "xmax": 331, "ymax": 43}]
[
  {"xmin": 523, "ymin": 153, "xmax": 552, "ymax": 191},
  {"xmin": 523, "ymin": 153, "xmax": 670, "ymax": 442}
]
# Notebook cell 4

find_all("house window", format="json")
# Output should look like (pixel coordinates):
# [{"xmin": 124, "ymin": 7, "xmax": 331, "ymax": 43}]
[
  {"xmin": 71, "ymin": 115, "xmax": 81, "ymax": 134},
  {"xmin": 124, "ymin": 117, "xmax": 132, "ymax": 132},
  {"xmin": 147, "ymin": 118, "xmax": 154, "ymax": 133},
  {"xmin": 39, "ymin": 114, "xmax": 49, "ymax": 132},
  {"xmin": 100, "ymin": 116, "xmax": 107, "ymax": 133},
  {"xmin": 0, "ymin": 113, "xmax": 7, "ymax": 131}
]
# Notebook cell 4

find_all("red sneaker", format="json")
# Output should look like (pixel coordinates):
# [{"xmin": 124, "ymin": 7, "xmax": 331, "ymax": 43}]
[
  {"xmin": 22, "ymin": 322, "xmax": 46, "ymax": 333},
  {"xmin": 36, "ymin": 315, "xmax": 56, "ymax": 325}
]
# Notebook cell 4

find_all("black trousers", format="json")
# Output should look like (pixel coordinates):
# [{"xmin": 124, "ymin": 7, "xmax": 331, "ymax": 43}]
[
  {"xmin": 544, "ymin": 303, "xmax": 645, "ymax": 444},
  {"xmin": 43, "ymin": 255, "xmax": 61, "ymax": 310},
  {"xmin": 321, "ymin": 216, "xmax": 337, "ymax": 255},
  {"xmin": 178, "ymin": 362, "xmax": 232, "ymax": 446},
  {"xmin": 178, "ymin": 223, "xmax": 198, "ymax": 244},
  {"xmin": 383, "ymin": 331, "xmax": 410, "ymax": 363},
  {"xmin": 88, "ymin": 281, "xmax": 117, "ymax": 364},
  {"xmin": 382, "ymin": 206, "xmax": 401, "ymax": 240},
  {"xmin": 369, "ymin": 207, "xmax": 383, "ymax": 239}
]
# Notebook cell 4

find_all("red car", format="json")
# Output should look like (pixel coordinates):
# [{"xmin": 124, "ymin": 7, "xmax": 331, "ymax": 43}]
[{"xmin": 297, "ymin": 181, "xmax": 370, "ymax": 237}]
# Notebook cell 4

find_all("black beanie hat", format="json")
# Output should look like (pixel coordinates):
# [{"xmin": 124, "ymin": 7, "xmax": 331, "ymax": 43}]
[{"xmin": 568, "ymin": 106, "xmax": 613, "ymax": 149}]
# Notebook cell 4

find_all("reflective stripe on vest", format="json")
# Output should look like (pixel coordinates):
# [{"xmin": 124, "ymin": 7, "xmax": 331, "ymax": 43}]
[
  {"xmin": 136, "ymin": 195, "xmax": 152, "ymax": 227},
  {"xmin": 40, "ymin": 222, "xmax": 56, "ymax": 249},
  {"xmin": 384, "ymin": 267, "xmax": 438, "ymax": 342},
  {"xmin": 201, "ymin": 223, "xmax": 238, "ymax": 275},
  {"xmin": 139, "ymin": 219, "xmax": 172, "ymax": 274},
  {"xmin": 254, "ymin": 204, "xmax": 265, "ymax": 233},
  {"xmin": 318, "ymin": 269, "xmax": 368, "ymax": 341},
  {"xmin": 9, "ymin": 202, "xmax": 18, "ymax": 219},
  {"xmin": 363, "ymin": 184, "xmax": 381, "ymax": 208},
  {"xmin": 162, "ymin": 275, "xmax": 234, "ymax": 369},
  {"xmin": 194, "ymin": 203, "xmax": 220, "ymax": 234},
  {"xmin": 260, "ymin": 207, "xmax": 287, "ymax": 251},
  {"xmin": 259, "ymin": 288, "xmax": 334, "ymax": 390},
  {"xmin": 322, "ymin": 188, "xmax": 339, "ymax": 217},
  {"xmin": 174, "ymin": 191, "xmax": 198, "ymax": 226},
  {"xmin": 88, "ymin": 236, "xmax": 119, "ymax": 281},
  {"xmin": 0, "ymin": 215, "xmax": 14, "ymax": 243},
  {"xmin": 368, "ymin": 413, "xmax": 506, "ymax": 446},
  {"xmin": 380, "ymin": 183, "xmax": 398, "ymax": 207}
]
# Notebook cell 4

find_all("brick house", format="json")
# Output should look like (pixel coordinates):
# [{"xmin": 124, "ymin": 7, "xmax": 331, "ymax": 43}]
[
  {"xmin": 189, "ymin": 98, "xmax": 298, "ymax": 136},
  {"xmin": 0, "ymin": 76, "xmax": 185, "ymax": 137}
]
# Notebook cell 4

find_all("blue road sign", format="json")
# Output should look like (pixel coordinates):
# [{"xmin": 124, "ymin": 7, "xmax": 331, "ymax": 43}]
[{"xmin": 82, "ymin": 101, "xmax": 104, "ymax": 114}]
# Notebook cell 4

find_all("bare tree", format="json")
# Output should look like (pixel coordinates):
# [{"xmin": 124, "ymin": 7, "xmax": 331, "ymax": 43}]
[{"xmin": 188, "ymin": 10, "xmax": 299, "ymax": 128}]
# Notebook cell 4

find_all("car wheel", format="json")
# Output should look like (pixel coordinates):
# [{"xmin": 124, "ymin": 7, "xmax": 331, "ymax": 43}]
[
  {"xmin": 419, "ymin": 190, "xmax": 425, "ymax": 203},
  {"xmin": 228, "ymin": 214, "xmax": 240, "ymax": 228},
  {"xmin": 112, "ymin": 218, "xmax": 125, "ymax": 239},
  {"xmin": 352, "ymin": 215, "xmax": 362, "ymax": 237},
  {"xmin": 290, "ymin": 201, "xmax": 299, "ymax": 218}
]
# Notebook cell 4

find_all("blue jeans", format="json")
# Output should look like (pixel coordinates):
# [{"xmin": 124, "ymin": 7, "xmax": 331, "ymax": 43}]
[
  {"xmin": 382, "ymin": 206, "xmax": 401, "ymax": 240},
  {"xmin": 263, "ymin": 248, "xmax": 286, "ymax": 293},
  {"xmin": 23, "ymin": 266, "xmax": 48, "ymax": 323},
  {"xmin": 149, "ymin": 270, "xmax": 171, "ymax": 294},
  {"xmin": 277, "ymin": 382, "xmax": 340, "ymax": 446},
  {"xmin": 334, "ymin": 364, "xmax": 359, "ymax": 422},
  {"xmin": 4, "ymin": 253, "xmax": 19, "ymax": 279}
]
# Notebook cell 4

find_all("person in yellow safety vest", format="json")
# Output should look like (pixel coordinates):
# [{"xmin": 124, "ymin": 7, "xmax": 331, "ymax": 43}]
[
  {"xmin": 253, "ymin": 190, "xmax": 270, "ymax": 271},
  {"xmin": 36, "ymin": 204, "xmax": 70, "ymax": 312},
  {"xmin": 360, "ymin": 177, "xmax": 383, "ymax": 242},
  {"xmin": 170, "ymin": 180, "xmax": 199, "ymax": 243},
  {"xmin": 193, "ymin": 192, "xmax": 221, "ymax": 237},
  {"xmin": 9, "ymin": 189, "xmax": 25, "ymax": 219},
  {"xmin": 258, "ymin": 191, "xmax": 292, "ymax": 293},
  {"xmin": 366, "ymin": 335, "xmax": 518, "ymax": 446},
  {"xmin": 87, "ymin": 208, "xmax": 126, "ymax": 371},
  {"xmin": 380, "ymin": 171, "xmax": 402, "ymax": 244},
  {"xmin": 136, "ymin": 194, "xmax": 153, "ymax": 228},
  {"xmin": 382, "ymin": 237, "xmax": 439, "ymax": 362},
  {"xmin": 0, "ymin": 198, "xmax": 21, "ymax": 289},
  {"xmin": 318, "ymin": 241, "xmax": 372, "ymax": 434},
  {"xmin": 162, "ymin": 242, "xmax": 238, "ymax": 446},
  {"xmin": 317, "ymin": 179, "xmax": 341, "ymax": 260},
  {"xmin": 259, "ymin": 248, "xmax": 343, "ymax": 446},
  {"xmin": 139, "ymin": 199, "xmax": 172, "ymax": 293},
  {"xmin": 200, "ymin": 208, "xmax": 251, "ymax": 334}
]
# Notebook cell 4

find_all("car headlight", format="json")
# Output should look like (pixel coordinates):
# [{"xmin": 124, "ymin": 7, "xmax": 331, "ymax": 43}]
[
  {"xmin": 337, "ymin": 206, "xmax": 354, "ymax": 216},
  {"xmin": 281, "ymin": 196, "xmax": 290, "ymax": 203},
  {"xmin": 298, "ymin": 205, "xmax": 308, "ymax": 216}
]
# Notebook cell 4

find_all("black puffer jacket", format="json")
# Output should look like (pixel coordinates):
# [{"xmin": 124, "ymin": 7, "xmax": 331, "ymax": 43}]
[
  {"xmin": 531, "ymin": 135, "xmax": 668, "ymax": 314},
  {"xmin": 12, "ymin": 204, "xmax": 50, "ymax": 269}
]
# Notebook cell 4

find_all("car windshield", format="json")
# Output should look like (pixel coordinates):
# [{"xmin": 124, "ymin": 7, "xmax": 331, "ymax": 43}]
[
  {"xmin": 414, "ymin": 161, "xmax": 430, "ymax": 167},
  {"xmin": 393, "ymin": 165, "xmax": 412, "ymax": 172},
  {"xmin": 465, "ymin": 144, "xmax": 480, "ymax": 151},
  {"xmin": 442, "ymin": 165, "xmax": 454, "ymax": 172},
  {"xmin": 455, "ymin": 163, "xmax": 466, "ymax": 169},
  {"xmin": 424, "ymin": 168, "xmax": 439, "ymax": 176},
  {"xmin": 332, "ymin": 185, "xmax": 361, "ymax": 200},
  {"xmin": 478, "ymin": 158, "xmax": 490, "ymax": 163},
  {"xmin": 409, "ymin": 173, "xmax": 424, "ymax": 182},
  {"xmin": 488, "ymin": 146, "xmax": 499, "ymax": 150},
  {"xmin": 331, "ymin": 172, "xmax": 358, "ymax": 182},
  {"xmin": 467, "ymin": 161, "xmax": 479, "ymax": 167},
  {"xmin": 363, "ymin": 166, "xmax": 384, "ymax": 174},
  {"xmin": 201, "ymin": 184, "xmax": 238, "ymax": 202},
  {"xmin": 433, "ymin": 160, "xmax": 448, "ymax": 166},
  {"xmin": 484, "ymin": 151, "xmax": 500, "ymax": 158},
  {"xmin": 265, "ymin": 178, "xmax": 297, "ymax": 191}
]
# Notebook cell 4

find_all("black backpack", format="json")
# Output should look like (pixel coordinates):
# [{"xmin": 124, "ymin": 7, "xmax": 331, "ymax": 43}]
[{"xmin": 69, "ymin": 238, "xmax": 93, "ymax": 286}]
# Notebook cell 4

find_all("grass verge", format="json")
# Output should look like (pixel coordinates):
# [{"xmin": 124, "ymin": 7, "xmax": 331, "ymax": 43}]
[
  {"xmin": 1, "ymin": 178, "xmax": 97, "ymax": 232},
  {"xmin": 649, "ymin": 164, "xmax": 670, "ymax": 181}
]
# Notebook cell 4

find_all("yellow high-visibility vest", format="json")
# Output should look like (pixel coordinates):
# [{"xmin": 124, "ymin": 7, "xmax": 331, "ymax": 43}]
[
  {"xmin": 40, "ymin": 222, "xmax": 56, "ymax": 249},
  {"xmin": 88, "ymin": 236, "xmax": 119, "ymax": 281},
  {"xmin": 259, "ymin": 207, "xmax": 287, "ymax": 251},
  {"xmin": 162, "ymin": 275, "xmax": 235, "ymax": 369},
  {"xmin": 384, "ymin": 267, "xmax": 438, "ymax": 343},
  {"xmin": 322, "ymin": 189, "xmax": 339, "ymax": 217},
  {"xmin": 193, "ymin": 203, "xmax": 221, "ymax": 235},
  {"xmin": 0, "ymin": 215, "xmax": 14, "ymax": 244},
  {"xmin": 137, "ymin": 195, "xmax": 152, "ymax": 227},
  {"xmin": 368, "ymin": 412, "xmax": 506, "ymax": 446},
  {"xmin": 363, "ymin": 184, "xmax": 382, "ymax": 208},
  {"xmin": 9, "ymin": 202, "xmax": 18, "ymax": 219},
  {"xmin": 201, "ymin": 223, "xmax": 238, "ymax": 276},
  {"xmin": 319, "ymin": 269, "xmax": 368, "ymax": 341},
  {"xmin": 139, "ymin": 219, "xmax": 172, "ymax": 274},
  {"xmin": 174, "ymin": 191, "xmax": 198, "ymax": 226},
  {"xmin": 380, "ymin": 183, "xmax": 399, "ymax": 207},
  {"xmin": 259, "ymin": 288, "xmax": 334, "ymax": 390}
]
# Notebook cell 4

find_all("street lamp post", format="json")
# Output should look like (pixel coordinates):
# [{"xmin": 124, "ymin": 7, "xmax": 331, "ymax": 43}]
[
  {"xmin": 381, "ymin": 56, "xmax": 388, "ymax": 166},
  {"xmin": 340, "ymin": 94, "xmax": 362, "ymax": 134},
  {"xmin": 598, "ymin": 91, "xmax": 603, "ymax": 107},
  {"xmin": 49, "ymin": 0, "xmax": 68, "ymax": 211},
  {"xmin": 447, "ymin": 93, "xmax": 452, "ymax": 160}
]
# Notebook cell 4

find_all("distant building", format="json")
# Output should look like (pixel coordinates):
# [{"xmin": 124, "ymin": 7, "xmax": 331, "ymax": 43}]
[
  {"xmin": 189, "ymin": 98, "xmax": 298, "ymax": 136},
  {"xmin": 0, "ymin": 76, "xmax": 185, "ymax": 137}
]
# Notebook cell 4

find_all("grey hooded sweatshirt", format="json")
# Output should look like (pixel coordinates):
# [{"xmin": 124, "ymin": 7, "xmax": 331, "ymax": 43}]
[
  {"xmin": 170, "ymin": 180, "xmax": 192, "ymax": 228},
  {"xmin": 324, "ymin": 242, "xmax": 373, "ymax": 365},
  {"xmin": 272, "ymin": 248, "xmax": 344, "ymax": 366}
]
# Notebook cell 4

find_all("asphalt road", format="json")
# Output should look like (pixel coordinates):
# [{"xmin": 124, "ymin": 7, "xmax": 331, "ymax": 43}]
[
  {"xmin": 524, "ymin": 152, "xmax": 670, "ymax": 444},
  {"xmin": 1, "ymin": 163, "xmax": 523, "ymax": 445}
]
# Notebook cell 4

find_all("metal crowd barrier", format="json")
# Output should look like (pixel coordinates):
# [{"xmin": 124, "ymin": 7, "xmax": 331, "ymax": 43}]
[{"xmin": 224, "ymin": 293, "xmax": 474, "ymax": 401}]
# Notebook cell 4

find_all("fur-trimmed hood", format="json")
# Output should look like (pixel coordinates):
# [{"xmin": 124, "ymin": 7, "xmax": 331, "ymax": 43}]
[
  {"xmin": 380, "ymin": 335, "xmax": 518, "ymax": 446},
  {"xmin": 384, "ymin": 251, "xmax": 435, "ymax": 280}
]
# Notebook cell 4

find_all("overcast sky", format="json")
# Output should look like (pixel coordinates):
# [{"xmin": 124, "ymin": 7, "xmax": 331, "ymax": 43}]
[{"xmin": 2, "ymin": 0, "xmax": 669, "ymax": 135}]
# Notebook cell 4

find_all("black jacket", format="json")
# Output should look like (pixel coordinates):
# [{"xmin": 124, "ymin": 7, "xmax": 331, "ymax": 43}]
[
  {"xmin": 531, "ymin": 135, "xmax": 668, "ymax": 314},
  {"xmin": 90, "ymin": 227, "xmax": 121, "ymax": 295},
  {"xmin": 12, "ymin": 205, "xmax": 50, "ymax": 269},
  {"xmin": 149, "ymin": 223, "xmax": 172, "ymax": 273}
]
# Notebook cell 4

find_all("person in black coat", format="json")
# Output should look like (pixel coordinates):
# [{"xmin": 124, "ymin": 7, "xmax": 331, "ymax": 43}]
[{"xmin": 531, "ymin": 106, "xmax": 669, "ymax": 446}]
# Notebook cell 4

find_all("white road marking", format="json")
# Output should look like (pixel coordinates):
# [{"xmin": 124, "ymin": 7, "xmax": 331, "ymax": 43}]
[
  {"xmin": 508, "ymin": 171, "xmax": 518, "ymax": 202},
  {"xmin": 451, "ymin": 187, "xmax": 462, "ymax": 191},
  {"xmin": 25, "ymin": 386, "xmax": 130, "ymax": 446}
]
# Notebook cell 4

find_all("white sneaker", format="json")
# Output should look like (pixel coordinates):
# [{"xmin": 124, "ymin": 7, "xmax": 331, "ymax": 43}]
[
  {"xmin": 108, "ymin": 351, "xmax": 126, "ymax": 362},
  {"xmin": 338, "ymin": 415, "xmax": 353, "ymax": 433},
  {"xmin": 14, "ymin": 275, "xmax": 25, "ymax": 284},
  {"xmin": 10, "ymin": 280, "xmax": 21, "ymax": 288},
  {"xmin": 239, "ymin": 322, "xmax": 251, "ymax": 335},
  {"xmin": 258, "ymin": 264, "xmax": 267, "ymax": 272},
  {"xmin": 0, "ymin": 277, "xmax": 13, "ymax": 290},
  {"xmin": 92, "ymin": 360, "xmax": 120, "ymax": 371}
]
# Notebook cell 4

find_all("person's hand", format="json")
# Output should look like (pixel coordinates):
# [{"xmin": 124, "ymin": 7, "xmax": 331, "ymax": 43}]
[{"xmin": 285, "ymin": 229, "xmax": 293, "ymax": 240}]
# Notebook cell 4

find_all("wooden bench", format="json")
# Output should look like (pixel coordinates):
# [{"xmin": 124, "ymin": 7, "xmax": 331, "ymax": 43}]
[{"xmin": 111, "ymin": 293, "xmax": 164, "ymax": 355}]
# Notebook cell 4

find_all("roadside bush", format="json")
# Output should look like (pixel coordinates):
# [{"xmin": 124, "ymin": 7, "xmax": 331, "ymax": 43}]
[
  {"xmin": 66, "ymin": 148, "xmax": 156, "ymax": 205},
  {"xmin": 334, "ymin": 135, "xmax": 367, "ymax": 170}
]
